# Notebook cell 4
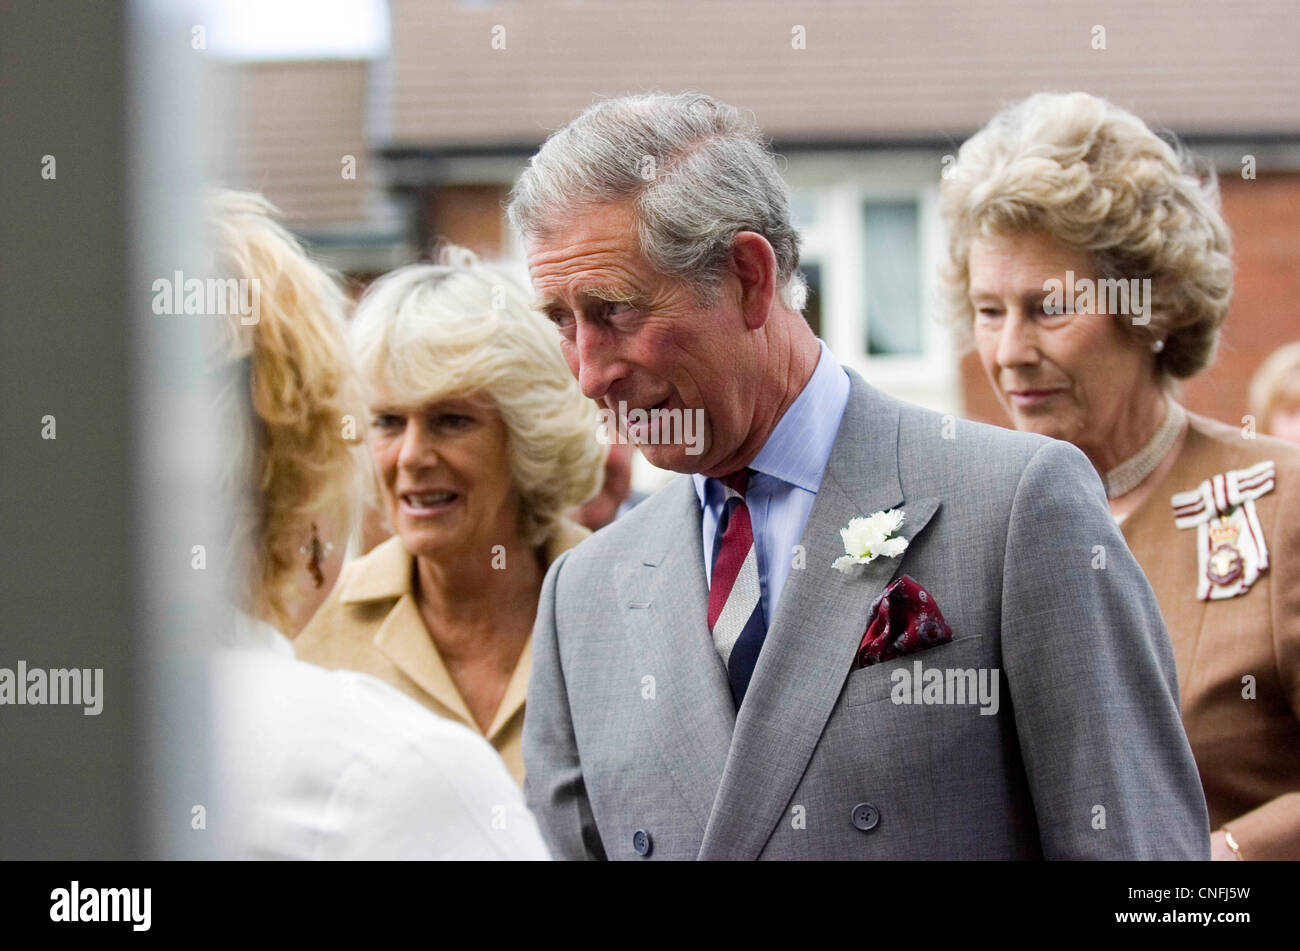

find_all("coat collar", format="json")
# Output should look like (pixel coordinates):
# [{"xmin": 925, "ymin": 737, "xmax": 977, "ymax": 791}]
[
  {"xmin": 338, "ymin": 520, "xmax": 588, "ymax": 740},
  {"xmin": 337, "ymin": 534, "xmax": 411, "ymax": 604}
]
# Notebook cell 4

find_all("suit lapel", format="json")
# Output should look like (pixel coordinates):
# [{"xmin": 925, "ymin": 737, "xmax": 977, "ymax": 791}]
[
  {"xmin": 698, "ymin": 371, "xmax": 941, "ymax": 859},
  {"xmin": 616, "ymin": 476, "xmax": 736, "ymax": 833}
]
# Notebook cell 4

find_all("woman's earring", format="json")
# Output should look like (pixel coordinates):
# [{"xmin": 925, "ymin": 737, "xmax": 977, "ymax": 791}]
[
  {"xmin": 300, "ymin": 522, "xmax": 334, "ymax": 589},
  {"xmin": 1151, "ymin": 339, "xmax": 1166, "ymax": 353}
]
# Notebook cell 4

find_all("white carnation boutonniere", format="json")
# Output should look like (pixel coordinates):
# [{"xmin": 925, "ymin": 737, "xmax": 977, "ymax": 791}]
[{"xmin": 833, "ymin": 508, "xmax": 908, "ymax": 574}]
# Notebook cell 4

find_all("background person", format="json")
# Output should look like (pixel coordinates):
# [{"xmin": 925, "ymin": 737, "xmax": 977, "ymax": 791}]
[
  {"xmin": 207, "ymin": 190, "xmax": 548, "ymax": 858},
  {"xmin": 1249, "ymin": 341, "xmax": 1300, "ymax": 443},
  {"xmin": 571, "ymin": 442, "xmax": 648, "ymax": 532},
  {"xmin": 294, "ymin": 248, "xmax": 604, "ymax": 784},
  {"xmin": 941, "ymin": 92, "xmax": 1300, "ymax": 860}
]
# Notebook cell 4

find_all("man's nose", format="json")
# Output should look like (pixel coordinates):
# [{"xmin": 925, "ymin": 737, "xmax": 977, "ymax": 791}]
[
  {"xmin": 995, "ymin": 308, "xmax": 1041, "ymax": 370},
  {"xmin": 573, "ymin": 320, "xmax": 624, "ymax": 401}
]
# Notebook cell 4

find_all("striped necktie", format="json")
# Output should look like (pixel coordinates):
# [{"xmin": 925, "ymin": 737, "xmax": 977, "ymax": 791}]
[{"xmin": 707, "ymin": 469, "xmax": 767, "ymax": 707}]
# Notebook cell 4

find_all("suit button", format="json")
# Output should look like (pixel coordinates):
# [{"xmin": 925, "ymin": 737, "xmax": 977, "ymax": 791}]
[
  {"xmin": 632, "ymin": 829, "xmax": 652, "ymax": 856},
  {"xmin": 851, "ymin": 802, "xmax": 880, "ymax": 832}
]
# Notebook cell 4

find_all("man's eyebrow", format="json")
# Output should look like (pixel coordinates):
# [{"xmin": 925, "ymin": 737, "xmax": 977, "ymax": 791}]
[
  {"xmin": 584, "ymin": 284, "xmax": 640, "ymax": 304},
  {"xmin": 532, "ymin": 285, "xmax": 643, "ymax": 312}
]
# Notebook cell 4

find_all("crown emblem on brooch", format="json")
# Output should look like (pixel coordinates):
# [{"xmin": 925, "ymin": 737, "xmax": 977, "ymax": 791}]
[
  {"xmin": 1208, "ymin": 516, "xmax": 1241, "ymax": 549},
  {"xmin": 1207, "ymin": 515, "xmax": 1244, "ymax": 586}
]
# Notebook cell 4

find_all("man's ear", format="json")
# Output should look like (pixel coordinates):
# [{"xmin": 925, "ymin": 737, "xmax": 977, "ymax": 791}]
[{"xmin": 730, "ymin": 231, "xmax": 778, "ymax": 331}]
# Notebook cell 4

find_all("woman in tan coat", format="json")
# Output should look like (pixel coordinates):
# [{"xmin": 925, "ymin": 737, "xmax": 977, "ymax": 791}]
[
  {"xmin": 941, "ymin": 92, "xmax": 1300, "ymax": 859},
  {"xmin": 295, "ymin": 248, "xmax": 605, "ymax": 783}
]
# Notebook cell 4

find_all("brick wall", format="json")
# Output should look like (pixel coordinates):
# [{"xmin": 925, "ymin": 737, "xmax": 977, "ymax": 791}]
[{"xmin": 419, "ymin": 184, "xmax": 510, "ymax": 260}]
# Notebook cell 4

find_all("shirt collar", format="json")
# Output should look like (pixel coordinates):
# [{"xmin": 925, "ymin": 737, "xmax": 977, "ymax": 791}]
[
  {"xmin": 693, "ymin": 339, "xmax": 849, "ymax": 504},
  {"xmin": 339, "ymin": 534, "xmax": 411, "ymax": 603}
]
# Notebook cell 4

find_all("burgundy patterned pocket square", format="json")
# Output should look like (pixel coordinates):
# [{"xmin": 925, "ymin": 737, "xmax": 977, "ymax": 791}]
[{"xmin": 855, "ymin": 575, "xmax": 953, "ymax": 669}]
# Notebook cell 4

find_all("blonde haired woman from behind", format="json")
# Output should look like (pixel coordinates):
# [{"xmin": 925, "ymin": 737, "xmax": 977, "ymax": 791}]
[{"xmin": 206, "ymin": 190, "xmax": 549, "ymax": 859}]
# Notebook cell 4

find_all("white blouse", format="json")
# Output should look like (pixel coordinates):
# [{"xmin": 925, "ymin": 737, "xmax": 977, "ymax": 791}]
[{"xmin": 213, "ymin": 613, "xmax": 550, "ymax": 859}]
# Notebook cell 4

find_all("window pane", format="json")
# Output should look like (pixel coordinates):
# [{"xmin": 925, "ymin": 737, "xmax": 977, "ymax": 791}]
[
  {"xmin": 863, "ymin": 200, "xmax": 922, "ymax": 356},
  {"xmin": 790, "ymin": 191, "xmax": 819, "ymax": 230}
]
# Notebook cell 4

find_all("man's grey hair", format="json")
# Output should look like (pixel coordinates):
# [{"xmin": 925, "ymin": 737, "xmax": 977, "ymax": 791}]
[{"xmin": 507, "ymin": 91, "xmax": 807, "ymax": 312}]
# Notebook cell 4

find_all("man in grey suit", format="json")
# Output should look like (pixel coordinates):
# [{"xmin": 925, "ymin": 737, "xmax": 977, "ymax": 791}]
[{"xmin": 510, "ymin": 91, "xmax": 1209, "ymax": 860}]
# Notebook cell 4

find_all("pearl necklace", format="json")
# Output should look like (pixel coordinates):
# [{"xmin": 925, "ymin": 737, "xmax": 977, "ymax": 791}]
[{"xmin": 1102, "ymin": 396, "xmax": 1186, "ymax": 499}]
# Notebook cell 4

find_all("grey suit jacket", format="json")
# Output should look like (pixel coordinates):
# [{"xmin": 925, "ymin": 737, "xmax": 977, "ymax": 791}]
[{"xmin": 523, "ymin": 371, "xmax": 1210, "ymax": 859}]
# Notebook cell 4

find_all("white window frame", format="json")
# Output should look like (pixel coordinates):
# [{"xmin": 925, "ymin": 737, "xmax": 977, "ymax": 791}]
[{"xmin": 786, "ymin": 151, "xmax": 959, "ymax": 416}]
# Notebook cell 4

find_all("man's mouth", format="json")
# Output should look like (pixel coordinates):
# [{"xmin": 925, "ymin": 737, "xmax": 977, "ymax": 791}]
[
  {"xmin": 624, "ymin": 397, "xmax": 670, "ymax": 440},
  {"xmin": 608, "ymin": 396, "xmax": 669, "ymax": 413}
]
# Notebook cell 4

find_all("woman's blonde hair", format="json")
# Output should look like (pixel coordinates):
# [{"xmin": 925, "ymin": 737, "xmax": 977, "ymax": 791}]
[
  {"xmin": 1249, "ymin": 341, "xmax": 1300, "ymax": 435},
  {"xmin": 208, "ymin": 189, "xmax": 365, "ymax": 633},
  {"xmin": 350, "ymin": 246, "xmax": 606, "ymax": 548},
  {"xmin": 939, "ymin": 91, "xmax": 1234, "ymax": 380}
]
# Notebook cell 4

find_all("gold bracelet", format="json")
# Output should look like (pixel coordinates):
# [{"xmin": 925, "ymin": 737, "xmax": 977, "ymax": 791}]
[{"xmin": 1223, "ymin": 829, "xmax": 1243, "ymax": 860}]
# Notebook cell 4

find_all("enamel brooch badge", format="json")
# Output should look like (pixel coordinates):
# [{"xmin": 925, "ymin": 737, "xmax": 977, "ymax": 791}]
[{"xmin": 1171, "ymin": 460, "xmax": 1274, "ymax": 601}]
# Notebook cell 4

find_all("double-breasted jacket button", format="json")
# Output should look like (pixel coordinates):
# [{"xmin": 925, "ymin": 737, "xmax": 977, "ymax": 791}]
[
  {"xmin": 850, "ymin": 802, "xmax": 880, "ymax": 832},
  {"xmin": 632, "ymin": 829, "xmax": 652, "ymax": 856}
]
